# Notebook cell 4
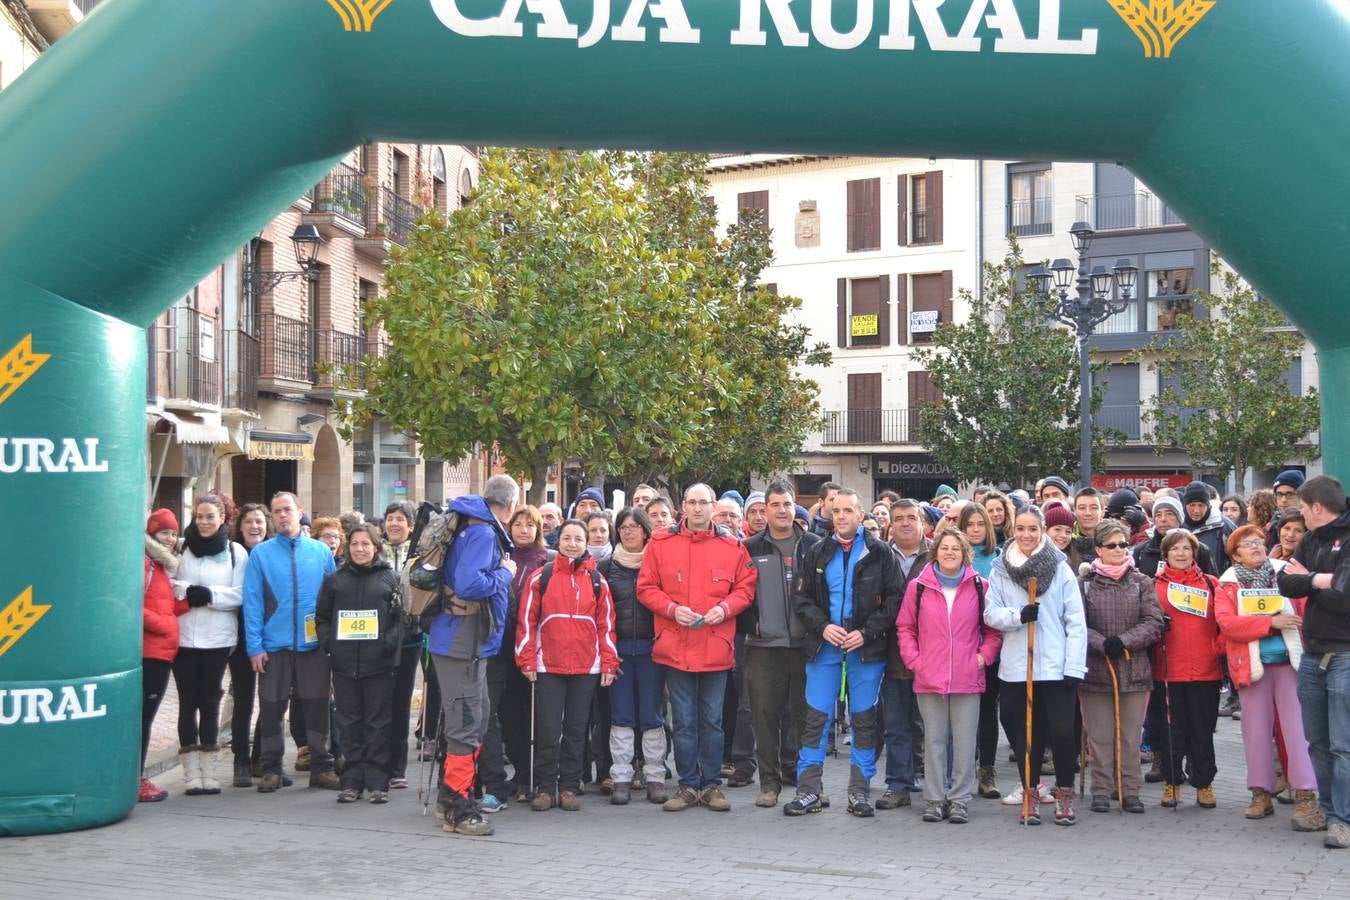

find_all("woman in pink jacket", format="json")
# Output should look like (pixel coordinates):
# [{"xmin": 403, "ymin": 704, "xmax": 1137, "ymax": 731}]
[{"xmin": 898, "ymin": 528, "xmax": 1002, "ymax": 825}]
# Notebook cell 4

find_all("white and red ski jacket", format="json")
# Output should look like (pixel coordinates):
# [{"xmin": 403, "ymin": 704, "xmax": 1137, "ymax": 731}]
[{"xmin": 515, "ymin": 552, "xmax": 619, "ymax": 676}]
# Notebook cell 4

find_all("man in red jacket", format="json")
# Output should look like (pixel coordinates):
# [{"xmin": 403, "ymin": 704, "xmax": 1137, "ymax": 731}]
[{"xmin": 638, "ymin": 483, "xmax": 757, "ymax": 812}]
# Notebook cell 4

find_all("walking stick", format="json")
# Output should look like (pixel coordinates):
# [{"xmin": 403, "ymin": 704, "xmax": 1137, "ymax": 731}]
[
  {"xmin": 529, "ymin": 678, "xmax": 537, "ymax": 796},
  {"xmin": 1105, "ymin": 652, "xmax": 1128, "ymax": 812},
  {"xmin": 419, "ymin": 714, "xmax": 445, "ymax": 816},
  {"xmin": 1022, "ymin": 576, "xmax": 1039, "ymax": 825},
  {"xmin": 1159, "ymin": 617, "xmax": 1176, "ymax": 812},
  {"xmin": 1078, "ymin": 700, "xmax": 1088, "ymax": 797}
]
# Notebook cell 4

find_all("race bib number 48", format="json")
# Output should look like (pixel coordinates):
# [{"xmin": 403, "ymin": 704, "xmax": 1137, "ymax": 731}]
[
  {"xmin": 1238, "ymin": 589, "xmax": 1283, "ymax": 616},
  {"xmin": 1167, "ymin": 583, "xmax": 1210, "ymax": 618},
  {"xmin": 337, "ymin": 609, "xmax": 379, "ymax": 640}
]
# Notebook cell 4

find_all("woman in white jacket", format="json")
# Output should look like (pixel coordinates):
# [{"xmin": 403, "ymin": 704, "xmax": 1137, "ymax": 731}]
[
  {"xmin": 171, "ymin": 493, "xmax": 248, "ymax": 795},
  {"xmin": 984, "ymin": 504, "xmax": 1087, "ymax": 826}
]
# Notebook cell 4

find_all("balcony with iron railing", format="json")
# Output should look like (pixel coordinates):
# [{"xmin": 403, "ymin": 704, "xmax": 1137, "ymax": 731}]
[
  {"xmin": 381, "ymin": 189, "xmax": 423, "ymax": 246},
  {"xmin": 307, "ymin": 163, "xmax": 369, "ymax": 238},
  {"xmin": 821, "ymin": 409, "xmax": 923, "ymax": 446},
  {"xmin": 311, "ymin": 329, "xmax": 367, "ymax": 395},
  {"xmin": 258, "ymin": 313, "xmax": 312, "ymax": 388},
  {"xmin": 148, "ymin": 306, "xmax": 221, "ymax": 409},
  {"xmin": 1007, "ymin": 197, "xmax": 1053, "ymax": 237},
  {"xmin": 224, "ymin": 329, "xmax": 260, "ymax": 413},
  {"xmin": 1075, "ymin": 191, "xmax": 1184, "ymax": 232}
]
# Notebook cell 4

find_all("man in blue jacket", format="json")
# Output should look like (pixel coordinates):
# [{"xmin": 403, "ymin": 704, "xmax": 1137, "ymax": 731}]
[
  {"xmin": 430, "ymin": 475, "xmax": 517, "ymax": 836},
  {"xmin": 244, "ymin": 492, "xmax": 337, "ymax": 792}
]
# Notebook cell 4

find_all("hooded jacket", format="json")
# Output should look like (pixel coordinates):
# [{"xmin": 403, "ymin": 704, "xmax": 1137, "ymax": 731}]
[
  {"xmin": 143, "ymin": 536, "xmax": 180, "ymax": 663},
  {"xmin": 1078, "ymin": 566, "xmax": 1163, "ymax": 693},
  {"xmin": 740, "ymin": 526, "xmax": 821, "ymax": 649},
  {"xmin": 984, "ymin": 538, "xmax": 1087, "ymax": 682},
  {"xmin": 316, "ymin": 559, "xmax": 403, "ymax": 678},
  {"xmin": 637, "ymin": 522, "xmax": 757, "ymax": 672},
  {"xmin": 897, "ymin": 562, "xmax": 1002, "ymax": 695},
  {"xmin": 242, "ymin": 532, "xmax": 337, "ymax": 657},
  {"xmin": 516, "ymin": 552, "xmax": 618, "ymax": 676},
  {"xmin": 1276, "ymin": 507, "xmax": 1350, "ymax": 654},
  {"xmin": 1184, "ymin": 504, "xmax": 1237, "ymax": 575},
  {"xmin": 794, "ymin": 530, "xmax": 903, "ymax": 664},
  {"xmin": 1152, "ymin": 563, "xmax": 1223, "ymax": 682},
  {"xmin": 1217, "ymin": 558, "xmax": 1304, "ymax": 689},
  {"xmin": 173, "ymin": 526, "xmax": 247, "ymax": 650},
  {"xmin": 427, "ymin": 495, "xmax": 513, "ymax": 660}
]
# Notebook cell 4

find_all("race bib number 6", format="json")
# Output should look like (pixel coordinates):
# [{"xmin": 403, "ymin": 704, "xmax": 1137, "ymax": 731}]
[
  {"xmin": 337, "ymin": 609, "xmax": 379, "ymax": 640},
  {"xmin": 1167, "ymin": 583, "xmax": 1210, "ymax": 618},
  {"xmin": 1238, "ymin": 589, "xmax": 1283, "ymax": 617}
]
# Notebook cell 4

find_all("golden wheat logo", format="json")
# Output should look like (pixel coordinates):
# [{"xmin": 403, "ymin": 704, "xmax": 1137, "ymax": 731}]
[
  {"xmin": 0, "ymin": 587, "xmax": 51, "ymax": 659},
  {"xmin": 0, "ymin": 334, "xmax": 50, "ymax": 409},
  {"xmin": 328, "ymin": 0, "xmax": 393, "ymax": 32},
  {"xmin": 1110, "ymin": 0, "xmax": 1215, "ymax": 58}
]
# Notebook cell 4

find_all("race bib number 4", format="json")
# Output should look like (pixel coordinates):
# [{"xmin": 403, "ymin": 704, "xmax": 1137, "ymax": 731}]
[
  {"xmin": 1238, "ymin": 589, "xmax": 1283, "ymax": 617},
  {"xmin": 337, "ymin": 609, "xmax": 379, "ymax": 640},
  {"xmin": 1167, "ymin": 583, "xmax": 1210, "ymax": 618}
]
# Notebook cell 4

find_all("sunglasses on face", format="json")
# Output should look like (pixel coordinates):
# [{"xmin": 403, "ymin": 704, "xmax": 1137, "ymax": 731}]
[{"xmin": 1097, "ymin": 541, "xmax": 1130, "ymax": 551}]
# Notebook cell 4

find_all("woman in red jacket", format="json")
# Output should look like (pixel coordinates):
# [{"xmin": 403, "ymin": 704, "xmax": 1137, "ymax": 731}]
[
  {"xmin": 141, "ymin": 508, "xmax": 182, "ymax": 802},
  {"xmin": 897, "ymin": 529, "xmax": 1002, "ymax": 825},
  {"xmin": 516, "ymin": 519, "xmax": 618, "ymax": 811},
  {"xmin": 1151, "ymin": 529, "xmax": 1223, "ymax": 809}
]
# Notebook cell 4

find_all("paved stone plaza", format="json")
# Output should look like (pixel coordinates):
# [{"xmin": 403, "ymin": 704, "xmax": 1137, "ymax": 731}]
[{"xmin": 7, "ymin": 714, "xmax": 1349, "ymax": 899}]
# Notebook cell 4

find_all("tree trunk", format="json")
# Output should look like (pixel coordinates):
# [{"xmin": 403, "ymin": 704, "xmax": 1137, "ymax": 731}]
[
  {"xmin": 527, "ymin": 456, "xmax": 550, "ymax": 507},
  {"xmin": 1233, "ymin": 456, "xmax": 1246, "ymax": 497}
]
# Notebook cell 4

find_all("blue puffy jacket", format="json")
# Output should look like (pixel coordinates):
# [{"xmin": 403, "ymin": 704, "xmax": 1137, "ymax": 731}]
[
  {"xmin": 427, "ymin": 495, "xmax": 512, "ymax": 659},
  {"xmin": 243, "ymin": 533, "xmax": 337, "ymax": 656}
]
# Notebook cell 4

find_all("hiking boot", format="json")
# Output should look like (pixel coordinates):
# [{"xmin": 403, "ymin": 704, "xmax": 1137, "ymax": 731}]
[
  {"xmin": 948, "ymin": 801, "xmax": 969, "ymax": 824},
  {"xmin": 445, "ymin": 810, "xmax": 494, "ymax": 836},
  {"xmin": 559, "ymin": 790, "xmax": 581, "ymax": 812},
  {"xmin": 846, "ymin": 793, "xmax": 874, "ymax": 818},
  {"xmin": 531, "ymin": 792, "xmax": 555, "ymax": 811},
  {"xmin": 1018, "ymin": 805, "xmax": 1041, "ymax": 826},
  {"xmin": 257, "ymin": 773, "xmax": 282, "ymax": 793},
  {"xmin": 977, "ymin": 766, "xmax": 1000, "ymax": 799},
  {"xmin": 233, "ymin": 758, "xmax": 253, "ymax": 788},
  {"xmin": 700, "ymin": 786, "xmax": 731, "ymax": 812},
  {"xmin": 922, "ymin": 800, "xmax": 946, "ymax": 823},
  {"xmin": 1122, "ymin": 795, "xmax": 1145, "ymax": 814},
  {"xmin": 720, "ymin": 761, "xmax": 736, "ymax": 777},
  {"xmin": 368, "ymin": 790, "xmax": 388, "ymax": 804},
  {"xmin": 294, "ymin": 746, "xmax": 311, "ymax": 772},
  {"xmin": 1145, "ymin": 758, "xmax": 1164, "ymax": 783},
  {"xmin": 726, "ymin": 769, "xmax": 755, "ymax": 788},
  {"xmin": 663, "ymin": 785, "xmax": 699, "ymax": 812},
  {"xmin": 1052, "ymin": 788, "xmax": 1077, "ymax": 825},
  {"xmin": 1274, "ymin": 776, "xmax": 1294, "ymax": 804},
  {"xmin": 755, "ymin": 788, "xmax": 780, "ymax": 808},
  {"xmin": 137, "ymin": 777, "xmax": 167, "ymax": 803},
  {"xmin": 337, "ymin": 788, "xmax": 361, "ymax": 803},
  {"xmin": 784, "ymin": 792, "xmax": 823, "ymax": 816},
  {"xmin": 389, "ymin": 777, "xmax": 409, "ymax": 789},
  {"xmin": 610, "ymin": 782, "xmax": 631, "ymax": 805},
  {"xmin": 1196, "ymin": 786, "xmax": 1217, "ymax": 809},
  {"xmin": 875, "ymin": 789, "xmax": 911, "ymax": 810},
  {"xmin": 1324, "ymin": 822, "xmax": 1350, "ymax": 849},
  {"xmin": 1161, "ymin": 784, "xmax": 1180, "ymax": 808},
  {"xmin": 646, "ymin": 781, "xmax": 668, "ymax": 805},
  {"xmin": 1246, "ymin": 788, "xmax": 1275, "ymax": 820},
  {"xmin": 1090, "ymin": 794, "xmax": 1111, "ymax": 813},
  {"xmin": 309, "ymin": 770, "xmax": 341, "ymax": 790},
  {"xmin": 1292, "ymin": 790, "xmax": 1327, "ymax": 831}
]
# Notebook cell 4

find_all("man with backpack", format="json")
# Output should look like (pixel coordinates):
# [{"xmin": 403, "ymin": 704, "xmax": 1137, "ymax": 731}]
[{"xmin": 426, "ymin": 475, "xmax": 518, "ymax": 836}]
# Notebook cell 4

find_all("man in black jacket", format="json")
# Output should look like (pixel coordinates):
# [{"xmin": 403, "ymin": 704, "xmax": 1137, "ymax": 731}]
[
  {"xmin": 739, "ymin": 482, "xmax": 820, "ymax": 808},
  {"xmin": 1134, "ymin": 496, "xmax": 1217, "ymax": 576},
  {"xmin": 784, "ymin": 489, "xmax": 903, "ymax": 818},
  {"xmin": 1277, "ymin": 475, "xmax": 1350, "ymax": 849}
]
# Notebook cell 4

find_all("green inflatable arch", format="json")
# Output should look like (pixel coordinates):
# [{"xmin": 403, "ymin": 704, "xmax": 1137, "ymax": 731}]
[{"xmin": 1, "ymin": 0, "xmax": 1347, "ymax": 834}]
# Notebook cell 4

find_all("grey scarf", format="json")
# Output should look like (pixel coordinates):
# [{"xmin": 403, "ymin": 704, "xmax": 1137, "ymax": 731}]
[{"xmin": 1002, "ymin": 539, "xmax": 1061, "ymax": 592}]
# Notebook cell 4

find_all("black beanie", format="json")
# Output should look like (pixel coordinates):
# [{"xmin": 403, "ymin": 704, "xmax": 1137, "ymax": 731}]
[
  {"xmin": 1182, "ymin": 481, "xmax": 1210, "ymax": 506},
  {"xmin": 1106, "ymin": 488, "xmax": 1139, "ymax": 517}
]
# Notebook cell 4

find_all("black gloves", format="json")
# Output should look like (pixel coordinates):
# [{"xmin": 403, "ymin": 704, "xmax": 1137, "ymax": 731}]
[
  {"xmin": 185, "ymin": 585, "xmax": 212, "ymax": 608},
  {"xmin": 1161, "ymin": 614, "xmax": 1172, "ymax": 633},
  {"xmin": 1020, "ymin": 604, "xmax": 1040, "ymax": 624},
  {"xmin": 1102, "ymin": 636, "xmax": 1125, "ymax": 658}
]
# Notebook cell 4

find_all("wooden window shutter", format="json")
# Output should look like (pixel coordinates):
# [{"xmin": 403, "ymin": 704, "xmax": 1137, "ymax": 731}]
[
  {"xmin": 941, "ymin": 270, "xmax": 954, "ymax": 325},
  {"xmin": 846, "ymin": 180, "xmax": 858, "ymax": 251},
  {"xmin": 837, "ymin": 278, "xmax": 848, "ymax": 347},
  {"xmin": 896, "ymin": 274, "xmax": 909, "ymax": 346},
  {"xmin": 897, "ymin": 175, "xmax": 910, "ymax": 247},
  {"xmin": 927, "ymin": 171, "xmax": 944, "ymax": 244},
  {"xmin": 866, "ymin": 177, "xmax": 881, "ymax": 249},
  {"xmin": 878, "ymin": 274, "xmax": 891, "ymax": 346}
]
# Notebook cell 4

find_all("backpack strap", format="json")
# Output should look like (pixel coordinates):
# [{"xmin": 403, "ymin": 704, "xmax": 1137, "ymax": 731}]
[
  {"xmin": 913, "ymin": 581, "xmax": 924, "ymax": 620},
  {"xmin": 537, "ymin": 561, "xmax": 555, "ymax": 597}
]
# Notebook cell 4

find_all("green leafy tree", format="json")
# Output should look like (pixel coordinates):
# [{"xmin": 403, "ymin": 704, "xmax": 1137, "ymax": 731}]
[
  {"xmin": 911, "ymin": 241, "xmax": 1107, "ymax": 487},
  {"xmin": 1132, "ymin": 260, "xmax": 1320, "ymax": 494}
]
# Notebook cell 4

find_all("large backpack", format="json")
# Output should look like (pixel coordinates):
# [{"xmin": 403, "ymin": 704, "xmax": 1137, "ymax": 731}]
[{"xmin": 399, "ymin": 501, "xmax": 471, "ymax": 618}]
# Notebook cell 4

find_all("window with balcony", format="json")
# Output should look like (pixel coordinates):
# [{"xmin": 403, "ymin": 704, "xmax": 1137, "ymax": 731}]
[
  {"xmin": 1097, "ymin": 363, "xmax": 1142, "ymax": 441},
  {"xmin": 1008, "ymin": 163, "xmax": 1052, "ymax": 237},
  {"xmin": 1147, "ymin": 266, "xmax": 1195, "ymax": 331},
  {"xmin": 846, "ymin": 177, "xmax": 881, "ymax": 252},
  {"xmin": 904, "ymin": 171, "xmax": 943, "ymax": 245}
]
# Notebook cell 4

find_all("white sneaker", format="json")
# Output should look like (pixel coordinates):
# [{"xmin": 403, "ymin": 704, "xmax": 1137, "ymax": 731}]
[{"xmin": 1001, "ymin": 782, "xmax": 1054, "ymax": 806}]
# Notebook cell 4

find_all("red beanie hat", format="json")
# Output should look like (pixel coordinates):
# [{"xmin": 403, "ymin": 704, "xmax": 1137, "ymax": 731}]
[
  {"xmin": 146, "ymin": 508, "xmax": 180, "ymax": 535},
  {"xmin": 1042, "ymin": 501, "xmax": 1075, "ymax": 531}
]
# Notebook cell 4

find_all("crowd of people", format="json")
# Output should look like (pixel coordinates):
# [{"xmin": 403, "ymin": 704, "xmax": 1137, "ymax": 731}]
[{"xmin": 137, "ymin": 468, "xmax": 1350, "ymax": 850}]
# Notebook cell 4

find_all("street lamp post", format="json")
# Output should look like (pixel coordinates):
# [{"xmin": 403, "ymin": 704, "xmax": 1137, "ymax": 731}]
[{"xmin": 1027, "ymin": 221, "xmax": 1137, "ymax": 488}]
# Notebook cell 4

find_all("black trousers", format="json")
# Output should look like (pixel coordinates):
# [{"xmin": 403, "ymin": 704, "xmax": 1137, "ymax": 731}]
[
  {"xmin": 141, "ymin": 658, "xmax": 172, "ymax": 771},
  {"xmin": 480, "ymin": 652, "xmax": 531, "ymax": 798},
  {"xmin": 227, "ymin": 642, "xmax": 257, "ymax": 761},
  {"xmin": 745, "ymin": 645, "xmax": 804, "ymax": 792},
  {"xmin": 999, "ymin": 679, "xmax": 1078, "ymax": 789},
  {"xmin": 387, "ymin": 644, "xmax": 420, "ymax": 779},
  {"xmin": 333, "ymin": 670, "xmax": 396, "ymax": 792},
  {"xmin": 534, "ymin": 673, "xmax": 599, "ymax": 795},
  {"xmin": 977, "ymin": 658, "xmax": 1007, "ymax": 768},
  {"xmin": 1148, "ymin": 679, "xmax": 1220, "ymax": 788},
  {"xmin": 171, "ymin": 646, "xmax": 231, "ymax": 749},
  {"xmin": 258, "ymin": 650, "xmax": 333, "ymax": 775}
]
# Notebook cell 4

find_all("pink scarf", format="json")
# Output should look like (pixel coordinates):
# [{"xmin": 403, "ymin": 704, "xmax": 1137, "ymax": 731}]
[{"xmin": 1092, "ymin": 555, "xmax": 1135, "ymax": 581}]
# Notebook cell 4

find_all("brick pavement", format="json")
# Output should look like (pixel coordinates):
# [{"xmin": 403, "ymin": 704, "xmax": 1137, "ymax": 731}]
[{"xmin": 11, "ymin": 710, "xmax": 1350, "ymax": 899}]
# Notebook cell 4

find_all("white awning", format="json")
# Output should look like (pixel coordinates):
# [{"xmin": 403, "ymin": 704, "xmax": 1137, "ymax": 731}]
[{"xmin": 150, "ymin": 409, "xmax": 230, "ymax": 445}]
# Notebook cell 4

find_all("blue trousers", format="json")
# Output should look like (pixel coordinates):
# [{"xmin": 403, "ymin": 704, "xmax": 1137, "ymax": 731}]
[
  {"xmin": 610, "ymin": 643, "xmax": 665, "ymax": 732},
  {"xmin": 1299, "ymin": 651, "xmax": 1350, "ymax": 827},
  {"xmin": 797, "ymin": 648, "xmax": 885, "ymax": 796},
  {"xmin": 666, "ymin": 668, "xmax": 727, "ymax": 789},
  {"xmin": 881, "ymin": 675, "xmax": 918, "ymax": 792}
]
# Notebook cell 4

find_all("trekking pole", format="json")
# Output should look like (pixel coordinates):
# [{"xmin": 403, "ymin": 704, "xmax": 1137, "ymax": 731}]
[
  {"xmin": 1159, "ymin": 617, "xmax": 1176, "ymax": 812},
  {"xmin": 419, "ymin": 714, "xmax": 445, "ymax": 816},
  {"xmin": 529, "ymin": 678, "xmax": 537, "ymax": 796},
  {"xmin": 1105, "ymin": 652, "xmax": 1126, "ymax": 813},
  {"xmin": 1022, "ymin": 576, "xmax": 1038, "ymax": 826}
]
